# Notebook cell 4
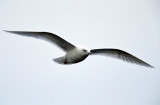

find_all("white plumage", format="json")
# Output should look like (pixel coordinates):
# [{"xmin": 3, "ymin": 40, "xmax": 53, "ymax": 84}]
[{"xmin": 4, "ymin": 30, "xmax": 153, "ymax": 68}]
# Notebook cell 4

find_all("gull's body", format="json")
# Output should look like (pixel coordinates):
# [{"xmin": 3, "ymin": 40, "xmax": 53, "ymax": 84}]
[
  {"xmin": 54, "ymin": 46, "xmax": 90, "ymax": 64},
  {"xmin": 4, "ymin": 30, "xmax": 153, "ymax": 68}
]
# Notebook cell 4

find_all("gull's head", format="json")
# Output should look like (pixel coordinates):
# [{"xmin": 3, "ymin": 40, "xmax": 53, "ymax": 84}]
[{"xmin": 76, "ymin": 45, "xmax": 91, "ymax": 55}]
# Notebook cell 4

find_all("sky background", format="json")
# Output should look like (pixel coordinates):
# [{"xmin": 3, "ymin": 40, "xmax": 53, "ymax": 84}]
[{"xmin": 0, "ymin": 0, "xmax": 160, "ymax": 105}]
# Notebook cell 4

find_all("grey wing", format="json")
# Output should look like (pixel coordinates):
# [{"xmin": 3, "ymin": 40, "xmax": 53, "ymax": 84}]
[
  {"xmin": 4, "ymin": 30, "xmax": 75, "ymax": 52},
  {"xmin": 90, "ymin": 48, "xmax": 153, "ymax": 68}
]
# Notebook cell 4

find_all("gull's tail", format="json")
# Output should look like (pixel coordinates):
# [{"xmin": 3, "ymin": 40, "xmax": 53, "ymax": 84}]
[{"xmin": 53, "ymin": 56, "xmax": 66, "ymax": 64}]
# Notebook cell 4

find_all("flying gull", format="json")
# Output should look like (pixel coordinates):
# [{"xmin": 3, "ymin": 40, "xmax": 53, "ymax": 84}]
[{"xmin": 4, "ymin": 30, "xmax": 153, "ymax": 68}]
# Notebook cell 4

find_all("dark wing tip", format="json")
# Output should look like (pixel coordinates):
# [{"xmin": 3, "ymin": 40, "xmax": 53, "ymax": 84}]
[
  {"xmin": 3, "ymin": 30, "xmax": 9, "ymax": 32},
  {"xmin": 136, "ymin": 62, "xmax": 154, "ymax": 68},
  {"xmin": 145, "ymin": 64, "xmax": 154, "ymax": 68},
  {"xmin": 3, "ymin": 30, "xmax": 17, "ymax": 33}
]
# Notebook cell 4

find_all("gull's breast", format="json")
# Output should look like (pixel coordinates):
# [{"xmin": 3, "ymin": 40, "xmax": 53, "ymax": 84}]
[{"xmin": 65, "ymin": 48, "xmax": 89, "ymax": 64}]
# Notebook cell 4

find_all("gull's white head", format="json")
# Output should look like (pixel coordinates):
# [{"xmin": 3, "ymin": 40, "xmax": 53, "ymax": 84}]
[{"xmin": 76, "ymin": 45, "xmax": 91, "ymax": 55}]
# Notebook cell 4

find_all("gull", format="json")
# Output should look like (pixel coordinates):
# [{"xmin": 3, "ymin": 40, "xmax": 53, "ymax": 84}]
[{"xmin": 4, "ymin": 30, "xmax": 153, "ymax": 68}]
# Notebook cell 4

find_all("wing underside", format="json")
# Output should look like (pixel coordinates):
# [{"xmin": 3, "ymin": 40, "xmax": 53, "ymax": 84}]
[
  {"xmin": 4, "ymin": 30, "xmax": 75, "ymax": 52},
  {"xmin": 91, "ymin": 48, "xmax": 153, "ymax": 68}
]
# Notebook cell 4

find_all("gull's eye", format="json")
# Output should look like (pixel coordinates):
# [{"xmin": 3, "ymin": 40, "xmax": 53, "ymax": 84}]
[{"xmin": 83, "ymin": 49, "xmax": 87, "ymax": 52}]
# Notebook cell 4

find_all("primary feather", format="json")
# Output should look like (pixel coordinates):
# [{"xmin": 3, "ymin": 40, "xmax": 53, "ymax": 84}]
[
  {"xmin": 4, "ymin": 30, "xmax": 75, "ymax": 52},
  {"xmin": 90, "ymin": 49, "xmax": 153, "ymax": 68}
]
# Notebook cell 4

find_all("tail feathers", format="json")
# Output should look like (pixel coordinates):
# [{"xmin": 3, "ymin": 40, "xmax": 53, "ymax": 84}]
[{"xmin": 53, "ymin": 56, "xmax": 65, "ymax": 64}]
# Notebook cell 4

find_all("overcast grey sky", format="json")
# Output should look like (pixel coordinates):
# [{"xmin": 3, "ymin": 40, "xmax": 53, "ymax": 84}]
[{"xmin": 0, "ymin": 0, "xmax": 160, "ymax": 105}]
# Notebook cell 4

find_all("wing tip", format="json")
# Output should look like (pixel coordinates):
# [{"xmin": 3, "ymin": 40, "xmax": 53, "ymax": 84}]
[
  {"xmin": 136, "ymin": 62, "xmax": 154, "ymax": 68},
  {"xmin": 3, "ymin": 30, "xmax": 13, "ymax": 33},
  {"xmin": 131, "ymin": 60, "xmax": 154, "ymax": 68},
  {"xmin": 146, "ymin": 64, "xmax": 154, "ymax": 68},
  {"xmin": 3, "ymin": 30, "xmax": 8, "ymax": 32}
]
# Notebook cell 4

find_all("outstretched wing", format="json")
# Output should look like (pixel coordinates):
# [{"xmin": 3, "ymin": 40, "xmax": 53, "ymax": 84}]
[
  {"xmin": 4, "ymin": 30, "xmax": 75, "ymax": 52},
  {"xmin": 90, "ymin": 48, "xmax": 153, "ymax": 68}
]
